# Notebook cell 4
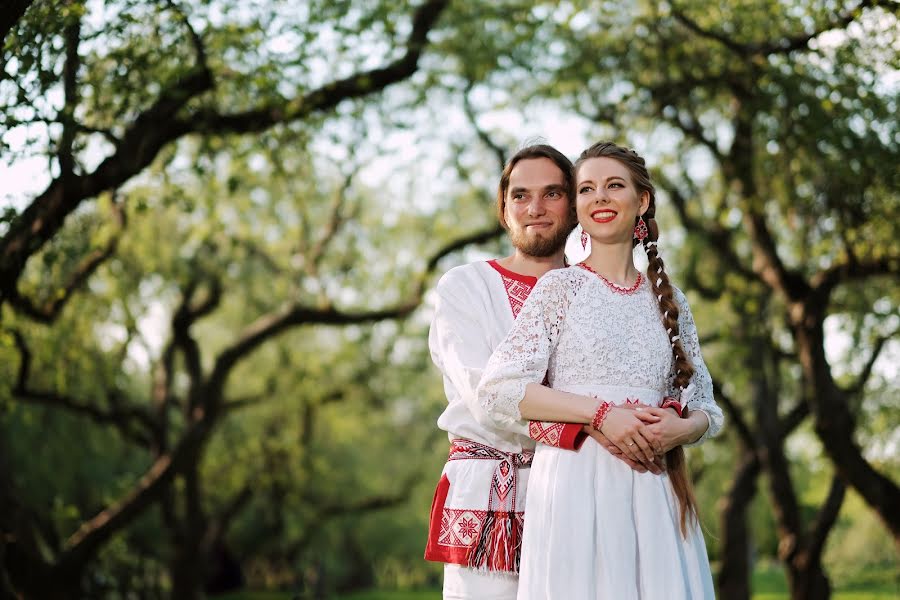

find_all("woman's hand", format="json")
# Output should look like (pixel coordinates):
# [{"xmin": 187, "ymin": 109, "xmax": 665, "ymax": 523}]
[
  {"xmin": 598, "ymin": 406, "xmax": 662, "ymax": 471},
  {"xmin": 632, "ymin": 406, "xmax": 707, "ymax": 454},
  {"xmin": 582, "ymin": 425, "xmax": 657, "ymax": 474}
]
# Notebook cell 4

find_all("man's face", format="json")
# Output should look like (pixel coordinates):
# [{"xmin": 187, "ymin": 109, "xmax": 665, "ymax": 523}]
[{"xmin": 504, "ymin": 158, "xmax": 575, "ymax": 257}]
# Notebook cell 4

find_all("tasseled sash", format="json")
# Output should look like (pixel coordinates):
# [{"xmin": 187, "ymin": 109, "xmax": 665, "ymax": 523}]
[{"xmin": 447, "ymin": 438, "xmax": 534, "ymax": 572}]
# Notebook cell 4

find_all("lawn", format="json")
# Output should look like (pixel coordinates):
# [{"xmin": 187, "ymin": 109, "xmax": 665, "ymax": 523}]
[
  {"xmin": 224, "ymin": 586, "xmax": 898, "ymax": 600},
  {"xmin": 219, "ymin": 565, "xmax": 899, "ymax": 599}
]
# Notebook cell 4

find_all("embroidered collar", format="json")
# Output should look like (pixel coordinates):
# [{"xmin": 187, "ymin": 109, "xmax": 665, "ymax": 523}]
[{"xmin": 576, "ymin": 262, "xmax": 644, "ymax": 294}]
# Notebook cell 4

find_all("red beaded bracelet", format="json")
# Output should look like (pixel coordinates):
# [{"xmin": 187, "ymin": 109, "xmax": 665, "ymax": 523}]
[
  {"xmin": 591, "ymin": 401, "xmax": 612, "ymax": 431},
  {"xmin": 661, "ymin": 397, "xmax": 684, "ymax": 417}
]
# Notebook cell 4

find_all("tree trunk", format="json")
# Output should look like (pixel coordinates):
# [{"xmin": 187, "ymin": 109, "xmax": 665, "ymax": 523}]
[
  {"xmin": 169, "ymin": 545, "xmax": 205, "ymax": 600},
  {"xmin": 794, "ymin": 311, "xmax": 900, "ymax": 540},
  {"xmin": 167, "ymin": 460, "xmax": 209, "ymax": 600},
  {"xmin": 716, "ymin": 452, "xmax": 760, "ymax": 600},
  {"xmin": 786, "ymin": 557, "xmax": 831, "ymax": 600}
]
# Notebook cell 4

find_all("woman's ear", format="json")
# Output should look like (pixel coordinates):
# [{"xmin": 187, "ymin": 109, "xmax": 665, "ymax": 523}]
[{"xmin": 638, "ymin": 190, "xmax": 651, "ymax": 216}]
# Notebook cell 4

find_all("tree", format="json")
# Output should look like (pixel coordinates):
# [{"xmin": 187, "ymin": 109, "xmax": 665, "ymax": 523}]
[
  {"xmin": 441, "ymin": 0, "xmax": 898, "ymax": 595},
  {"xmin": 0, "ymin": 0, "xmax": 449, "ymax": 318},
  {"xmin": 3, "ymin": 0, "xmax": 897, "ymax": 597},
  {"xmin": 1, "ymin": 1, "xmax": 517, "ymax": 596}
]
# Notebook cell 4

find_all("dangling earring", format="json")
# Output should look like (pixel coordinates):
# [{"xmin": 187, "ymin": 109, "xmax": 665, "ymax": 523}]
[
  {"xmin": 581, "ymin": 228, "xmax": 589, "ymax": 250},
  {"xmin": 633, "ymin": 216, "xmax": 648, "ymax": 241}
]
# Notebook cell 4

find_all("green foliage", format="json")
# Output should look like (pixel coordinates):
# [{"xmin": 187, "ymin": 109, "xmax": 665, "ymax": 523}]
[{"xmin": 2, "ymin": 0, "xmax": 898, "ymax": 597}]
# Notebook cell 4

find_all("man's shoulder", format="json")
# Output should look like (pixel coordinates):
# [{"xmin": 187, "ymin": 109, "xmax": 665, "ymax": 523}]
[{"xmin": 436, "ymin": 260, "xmax": 496, "ymax": 290}]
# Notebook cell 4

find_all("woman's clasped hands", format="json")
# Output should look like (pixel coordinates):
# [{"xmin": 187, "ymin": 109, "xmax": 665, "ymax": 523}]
[{"xmin": 583, "ymin": 403, "xmax": 690, "ymax": 474}]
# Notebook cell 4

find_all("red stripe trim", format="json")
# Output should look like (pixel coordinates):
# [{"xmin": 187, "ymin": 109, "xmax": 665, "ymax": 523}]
[{"xmin": 487, "ymin": 259, "xmax": 537, "ymax": 285}]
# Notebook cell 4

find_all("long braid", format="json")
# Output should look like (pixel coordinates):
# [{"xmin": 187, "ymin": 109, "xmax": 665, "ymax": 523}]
[
  {"xmin": 640, "ymin": 214, "xmax": 694, "ymax": 393},
  {"xmin": 576, "ymin": 141, "xmax": 699, "ymax": 535},
  {"xmin": 642, "ymin": 215, "xmax": 698, "ymax": 535}
]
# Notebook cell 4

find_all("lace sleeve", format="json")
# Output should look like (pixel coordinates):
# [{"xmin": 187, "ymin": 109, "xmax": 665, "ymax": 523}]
[
  {"xmin": 672, "ymin": 287, "xmax": 724, "ymax": 446},
  {"xmin": 476, "ymin": 271, "xmax": 578, "ymax": 431}
]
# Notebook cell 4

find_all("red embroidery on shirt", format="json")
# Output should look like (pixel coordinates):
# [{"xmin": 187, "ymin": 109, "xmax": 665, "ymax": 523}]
[
  {"xmin": 500, "ymin": 275, "xmax": 533, "ymax": 319},
  {"xmin": 528, "ymin": 421, "xmax": 566, "ymax": 446},
  {"xmin": 487, "ymin": 260, "xmax": 536, "ymax": 319}
]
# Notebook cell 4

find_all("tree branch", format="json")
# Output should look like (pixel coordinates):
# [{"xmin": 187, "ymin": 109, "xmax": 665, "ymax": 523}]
[
  {"xmin": 673, "ymin": 0, "xmax": 881, "ymax": 58},
  {"xmin": 812, "ymin": 255, "xmax": 900, "ymax": 300},
  {"xmin": 57, "ymin": 413, "xmax": 214, "ymax": 573},
  {"xmin": 58, "ymin": 10, "xmax": 82, "ymax": 179},
  {"xmin": 712, "ymin": 379, "xmax": 754, "ymax": 450},
  {"xmin": 171, "ymin": 278, "xmax": 222, "ymax": 416},
  {"xmin": 162, "ymin": 0, "xmax": 210, "ymax": 78},
  {"xmin": 9, "ymin": 329, "xmax": 155, "ymax": 446},
  {"xmin": 425, "ymin": 223, "xmax": 505, "ymax": 273},
  {"xmin": 671, "ymin": 8, "xmax": 748, "ymax": 55},
  {"xmin": 0, "ymin": 65, "xmax": 212, "ymax": 311},
  {"xmin": 180, "ymin": 0, "xmax": 448, "ymax": 136},
  {"xmin": 744, "ymin": 209, "xmax": 811, "ymax": 302},
  {"xmin": 0, "ymin": 0, "xmax": 449, "ymax": 314},
  {"xmin": 307, "ymin": 168, "xmax": 358, "ymax": 272},
  {"xmin": 204, "ymin": 483, "xmax": 255, "ymax": 549},
  {"xmin": 462, "ymin": 81, "xmax": 506, "ymax": 171},
  {"xmin": 779, "ymin": 401, "xmax": 809, "ymax": 438},
  {"xmin": 209, "ymin": 221, "xmax": 504, "ymax": 397},
  {"xmin": 7, "ymin": 200, "xmax": 126, "ymax": 323},
  {"xmin": 806, "ymin": 475, "xmax": 846, "ymax": 565},
  {"xmin": 288, "ymin": 473, "xmax": 419, "ymax": 556},
  {"xmin": 657, "ymin": 175, "xmax": 757, "ymax": 283},
  {"xmin": 841, "ymin": 330, "xmax": 897, "ymax": 396},
  {"xmin": 76, "ymin": 124, "xmax": 122, "ymax": 149}
]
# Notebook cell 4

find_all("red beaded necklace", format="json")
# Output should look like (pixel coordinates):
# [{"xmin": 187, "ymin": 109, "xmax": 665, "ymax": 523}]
[{"xmin": 577, "ymin": 262, "xmax": 644, "ymax": 294}]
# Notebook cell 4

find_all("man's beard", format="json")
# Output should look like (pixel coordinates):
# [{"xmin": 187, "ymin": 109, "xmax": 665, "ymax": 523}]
[{"xmin": 509, "ymin": 223, "xmax": 572, "ymax": 258}]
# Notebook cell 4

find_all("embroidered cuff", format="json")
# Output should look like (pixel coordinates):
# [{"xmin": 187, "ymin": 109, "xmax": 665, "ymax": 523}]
[
  {"xmin": 528, "ymin": 421, "xmax": 566, "ymax": 448},
  {"xmin": 559, "ymin": 423, "xmax": 587, "ymax": 450}
]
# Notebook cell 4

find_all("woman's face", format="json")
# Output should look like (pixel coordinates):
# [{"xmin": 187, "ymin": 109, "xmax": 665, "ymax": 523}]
[{"xmin": 576, "ymin": 157, "xmax": 649, "ymax": 246}]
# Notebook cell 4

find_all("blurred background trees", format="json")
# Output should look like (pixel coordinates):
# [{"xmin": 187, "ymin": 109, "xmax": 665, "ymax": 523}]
[{"xmin": 1, "ymin": 1, "xmax": 897, "ymax": 598}]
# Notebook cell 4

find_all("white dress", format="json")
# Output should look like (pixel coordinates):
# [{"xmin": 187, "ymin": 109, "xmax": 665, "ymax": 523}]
[{"xmin": 477, "ymin": 266, "xmax": 724, "ymax": 600}]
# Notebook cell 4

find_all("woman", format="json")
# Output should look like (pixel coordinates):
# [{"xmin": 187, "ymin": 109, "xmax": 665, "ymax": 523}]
[{"xmin": 476, "ymin": 141, "xmax": 724, "ymax": 599}]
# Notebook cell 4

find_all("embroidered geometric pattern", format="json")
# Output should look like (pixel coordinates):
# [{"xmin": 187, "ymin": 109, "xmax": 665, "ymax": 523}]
[
  {"xmin": 447, "ymin": 439, "xmax": 533, "ymax": 512},
  {"xmin": 528, "ymin": 421, "xmax": 566, "ymax": 446},
  {"xmin": 439, "ymin": 508, "xmax": 489, "ymax": 548},
  {"xmin": 498, "ymin": 273, "xmax": 535, "ymax": 318}
]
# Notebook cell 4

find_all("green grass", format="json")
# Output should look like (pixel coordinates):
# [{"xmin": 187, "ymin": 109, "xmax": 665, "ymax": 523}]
[
  {"xmin": 222, "ymin": 592, "xmax": 896, "ymax": 599},
  {"xmin": 337, "ymin": 592, "xmax": 442, "ymax": 600},
  {"xmin": 749, "ymin": 561, "xmax": 899, "ymax": 599},
  {"xmin": 219, "ymin": 565, "xmax": 898, "ymax": 599}
]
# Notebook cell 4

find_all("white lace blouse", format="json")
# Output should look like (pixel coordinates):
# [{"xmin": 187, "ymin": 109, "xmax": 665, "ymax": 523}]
[{"xmin": 477, "ymin": 266, "xmax": 724, "ymax": 446}]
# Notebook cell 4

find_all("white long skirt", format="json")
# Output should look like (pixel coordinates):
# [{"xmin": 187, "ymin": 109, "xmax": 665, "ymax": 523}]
[{"xmin": 517, "ymin": 385, "xmax": 715, "ymax": 600}]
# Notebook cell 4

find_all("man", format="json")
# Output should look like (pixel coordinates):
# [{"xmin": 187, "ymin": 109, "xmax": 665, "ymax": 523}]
[{"xmin": 425, "ymin": 144, "xmax": 620, "ymax": 598}]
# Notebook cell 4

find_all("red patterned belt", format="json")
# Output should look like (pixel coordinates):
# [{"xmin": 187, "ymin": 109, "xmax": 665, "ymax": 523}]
[{"xmin": 447, "ymin": 438, "xmax": 534, "ymax": 572}]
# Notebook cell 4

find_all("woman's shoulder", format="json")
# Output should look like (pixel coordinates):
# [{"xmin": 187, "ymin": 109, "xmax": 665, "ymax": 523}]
[{"xmin": 534, "ymin": 264, "xmax": 591, "ymax": 290}]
